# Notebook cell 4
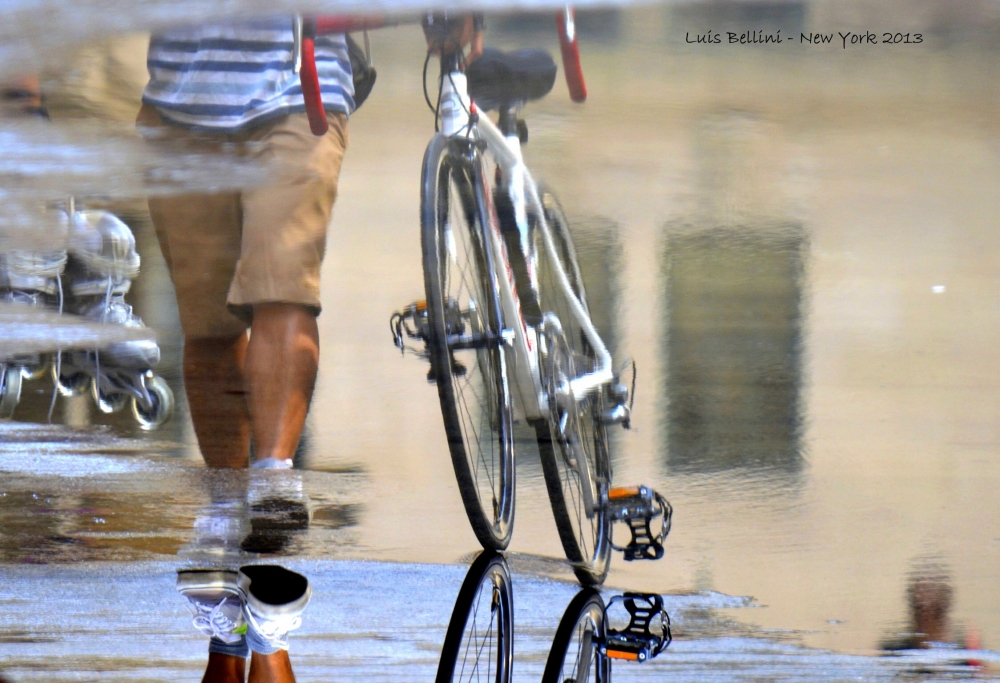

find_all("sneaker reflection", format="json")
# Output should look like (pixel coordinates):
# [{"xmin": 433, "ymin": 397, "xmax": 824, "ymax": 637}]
[
  {"xmin": 435, "ymin": 552, "xmax": 672, "ymax": 683},
  {"xmin": 176, "ymin": 565, "xmax": 311, "ymax": 683},
  {"xmin": 176, "ymin": 470, "xmax": 312, "ymax": 683}
]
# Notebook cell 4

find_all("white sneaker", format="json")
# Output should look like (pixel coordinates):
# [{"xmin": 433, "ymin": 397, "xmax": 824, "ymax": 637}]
[
  {"xmin": 176, "ymin": 570, "xmax": 246, "ymax": 644},
  {"xmin": 238, "ymin": 565, "xmax": 311, "ymax": 652},
  {"xmin": 178, "ymin": 501, "xmax": 249, "ymax": 568},
  {"xmin": 241, "ymin": 469, "xmax": 309, "ymax": 554}
]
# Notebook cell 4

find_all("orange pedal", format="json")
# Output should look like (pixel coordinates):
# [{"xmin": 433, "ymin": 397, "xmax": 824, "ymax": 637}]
[
  {"xmin": 606, "ymin": 649, "xmax": 639, "ymax": 661},
  {"xmin": 608, "ymin": 486, "xmax": 641, "ymax": 500}
]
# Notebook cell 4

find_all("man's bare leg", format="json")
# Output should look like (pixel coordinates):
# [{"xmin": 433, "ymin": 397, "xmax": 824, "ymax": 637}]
[
  {"xmin": 245, "ymin": 303, "xmax": 319, "ymax": 464},
  {"xmin": 202, "ymin": 652, "xmax": 246, "ymax": 683},
  {"xmin": 248, "ymin": 651, "xmax": 296, "ymax": 683},
  {"xmin": 184, "ymin": 334, "xmax": 251, "ymax": 468}
]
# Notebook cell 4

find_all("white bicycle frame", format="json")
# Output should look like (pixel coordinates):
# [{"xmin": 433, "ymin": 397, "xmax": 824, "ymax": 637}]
[{"xmin": 439, "ymin": 69, "xmax": 614, "ymax": 515}]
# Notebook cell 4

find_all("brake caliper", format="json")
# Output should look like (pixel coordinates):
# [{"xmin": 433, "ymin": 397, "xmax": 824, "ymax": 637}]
[
  {"xmin": 603, "ymin": 593, "xmax": 671, "ymax": 662},
  {"xmin": 608, "ymin": 486, "xmax": 672, "ymax": 561}
]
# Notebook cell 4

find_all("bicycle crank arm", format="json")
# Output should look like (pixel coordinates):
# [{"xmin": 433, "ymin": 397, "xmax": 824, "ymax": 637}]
[
  {"xmin": 608, "ymin": 486, "xmax": 673, "ymax": 561},
  {"xmin": 446, "ymin": 329, "xmax": 514, "ymax": 350}
]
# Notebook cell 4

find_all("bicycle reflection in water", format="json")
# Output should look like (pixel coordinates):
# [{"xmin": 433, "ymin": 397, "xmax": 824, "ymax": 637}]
[{"xmin": 435, "ymin": 551, "xmax": 672, "ymax": 683}]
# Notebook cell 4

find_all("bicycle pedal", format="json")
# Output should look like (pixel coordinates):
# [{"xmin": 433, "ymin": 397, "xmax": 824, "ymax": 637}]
[
  {"xmin": 390, "ymin": 300, "xmax": 430, "ymax": 350},
  {"xmin": 609, "ymin": 486, "xmax": 673, "ymax": 562},
  {"xmin": 603, "ymin": 593, "xmax": 671, "ymax": 663}
]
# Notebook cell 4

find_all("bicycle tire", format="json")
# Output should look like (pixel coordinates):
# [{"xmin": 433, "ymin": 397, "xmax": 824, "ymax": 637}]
[
  {"xmin": 532, "ymin": 190, "xmax": 612, "ymax": 586},
  {"xmin": 422, "ymin": 132, "xmax": 516, "ymax": 550},
  {"xmin": 435, "ymin": 551, "xmax": 513, "ymax": 683},
  {"xmin": 542, "ymin": 588, "xmax": 609, "ymax": 683}
]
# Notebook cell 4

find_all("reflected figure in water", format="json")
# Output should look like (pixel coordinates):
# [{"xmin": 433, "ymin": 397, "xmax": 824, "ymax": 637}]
[
  {"xmin": 177, "ymin": 564, "xmax": 311, "ymax": 683},
  {"xmin": 136, "ymin": 17, "xmax": 353, "ymax": 469},
  {"xmin": 881, "ymin": 559, "xmax": 955, "ymax": 651}
]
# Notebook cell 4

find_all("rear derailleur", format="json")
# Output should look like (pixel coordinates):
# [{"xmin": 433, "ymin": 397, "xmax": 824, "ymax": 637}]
[{"xmin": 600, "ymin": 359, "xmax": 636, "ymax": 429}]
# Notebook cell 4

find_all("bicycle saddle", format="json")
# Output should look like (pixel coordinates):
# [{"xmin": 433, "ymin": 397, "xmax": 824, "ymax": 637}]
[{"xmin": 467, "ymin": 47, "xmax": 557, "ymax": 111}]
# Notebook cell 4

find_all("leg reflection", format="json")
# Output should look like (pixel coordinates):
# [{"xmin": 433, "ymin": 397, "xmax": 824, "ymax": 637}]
[{"xmin": 184, "ymin": 334, "xmax": 251, "ymax": 469}]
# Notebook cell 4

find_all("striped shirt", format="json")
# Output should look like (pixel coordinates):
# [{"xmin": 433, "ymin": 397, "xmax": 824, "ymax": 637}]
[{"xmin": 143, "ymin": 17, "xmax": 353, "ymax": 131}]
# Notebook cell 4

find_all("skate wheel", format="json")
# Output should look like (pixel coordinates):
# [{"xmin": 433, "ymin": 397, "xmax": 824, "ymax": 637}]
[
  {"xmin": 132, "ymin": 375, "xmax": 174, "ymax": 431},
  {"xmin": 0, "ymin": 365, "xmax": 22, "ymax": 419},
  {"xmin": 52, "ymin": 362, "xmax": 91, "ymax": 397},
  {"xmin": 20, "ymin": 359, "xmax": 49, "ymax": 382},
  {"xmin": 92, "ymin": 377, "xmax": 127, "ymax": 414}
]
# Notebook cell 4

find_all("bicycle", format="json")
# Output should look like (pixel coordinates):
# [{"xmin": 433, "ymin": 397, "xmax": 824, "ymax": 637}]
[
  {"xmin": 298, "ymin": 11, "xmax": 672, "ymax": 585},
  {"xmin": 395, "ymin": 12, "xmax": 677, "ymax": 585},
  {"xmin": 435, "ymin": 551, "xmax": 513, "ymax": 683},
  {"xmin": 543, "ymin": 589, "xmax": 672, "ymax": 683}
]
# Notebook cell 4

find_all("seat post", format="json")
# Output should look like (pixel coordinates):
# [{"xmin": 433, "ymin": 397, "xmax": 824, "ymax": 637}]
[{"xmin": 497, "ymin": 105, "xmax": 518, "ymax": 137}]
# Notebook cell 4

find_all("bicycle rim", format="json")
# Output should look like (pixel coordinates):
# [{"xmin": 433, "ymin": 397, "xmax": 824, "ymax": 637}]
[
  {"xmin": 542, "ymin": 589, "xmax": 608, "ymax": 683},
  {"xmin": 422, "ymin": 133, "xmax": 515, "ymax": 550},
  {"xmin": 533, "ymin": 191, "xmax": 612, "ymax": 586},
  {"xmin": 436, "ymin": 551, "xmax": 513, "ymax": 683}
]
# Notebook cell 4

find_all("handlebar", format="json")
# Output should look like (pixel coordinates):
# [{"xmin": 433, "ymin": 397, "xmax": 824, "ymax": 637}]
[
  {"xmin": 299, "ymin": 10, "xmax": 588, "ymax": 136},
  {"xmin": 299, "ymin": 19, "xmax": 328, "ymax": 136},
  {"xmin": 556, "ymin": 9, "xmax": 587, "ymax": 103}
]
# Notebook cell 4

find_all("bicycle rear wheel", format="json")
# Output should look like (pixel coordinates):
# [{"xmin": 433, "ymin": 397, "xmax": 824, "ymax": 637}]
[
  {"xmin": 542, "ymin": 588, "xmax": 609, "ymax": 683},
  {"xmin": 422, "ymin": 133, "xmax": 515, "ymax": 550},
  {"xmin": 532, "ymin": 190, "xmax": 612, "ymax": 586},
  {"xmin": 436, "ymin": 551, "xmax": 513, "ymax": 683}
]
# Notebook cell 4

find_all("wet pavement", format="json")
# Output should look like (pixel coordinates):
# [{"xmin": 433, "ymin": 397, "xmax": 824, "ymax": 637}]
[{"xmin": 3, "ymin": 2, "xmax": 1000, "ymax": 681}]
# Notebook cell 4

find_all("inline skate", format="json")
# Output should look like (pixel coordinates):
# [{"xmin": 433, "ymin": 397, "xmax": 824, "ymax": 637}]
[
  {"xmin": 54, "ymin": 209, "xmax": 174, "ymax": 430},
  {"xmin": 0, "ymin": 248, "xmax": 68, "ymax": 418}
]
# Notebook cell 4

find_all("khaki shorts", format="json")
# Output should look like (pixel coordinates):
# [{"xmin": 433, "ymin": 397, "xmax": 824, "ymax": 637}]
[{"xmin": 137, "ymin": 103, "xmax": 348, "ymax": 339}]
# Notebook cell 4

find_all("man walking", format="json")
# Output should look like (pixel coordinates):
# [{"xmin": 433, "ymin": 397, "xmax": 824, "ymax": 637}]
[{"xmin": 138, "ymin": 17, "xmax": 353, "ymax": 470}]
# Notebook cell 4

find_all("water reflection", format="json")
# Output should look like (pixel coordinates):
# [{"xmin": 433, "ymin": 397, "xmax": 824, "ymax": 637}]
[
  {"xmin": 881, "ymin": 557, "xmax": 956, "ymax": 651},
  {"xmin": 1, "ymin": 0, "xmax": 1000, "ymax": 672},
  {"xmin": 662, "ymin": 225, "xmax": 806, "ymax": 476},
  {"xmin": 176, "ymin": 564, "xmax": 311, "ymax": 682},
  {"xmin": 436, "ymin": 551, "xmax": 672, "ymax": 683}
]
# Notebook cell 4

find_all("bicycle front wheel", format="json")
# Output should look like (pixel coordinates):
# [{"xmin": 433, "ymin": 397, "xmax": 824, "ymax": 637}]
[
  {"xmin": 533, "ymin": 190, "xmax": 612, "ymax": 586},
  {"xmin": 435, "ymin": 551, "xmax": 513, "ymax": 683},
  {"xmin": 422, "ymin": 133, "xmax": 515, "ymax": 550},
  {"xmin": 542, "ymin": 588, "xmax": 609, "ymax": 683}
]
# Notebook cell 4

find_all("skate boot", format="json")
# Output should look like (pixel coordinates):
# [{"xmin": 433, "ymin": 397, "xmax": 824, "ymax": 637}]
[
  {"xmin": 58, "ymin": 209, "xmax": 174, "ymax": 429},
  {"xmin": 0, "ymin": 248, "xmax": 68, "ymax": 418}
]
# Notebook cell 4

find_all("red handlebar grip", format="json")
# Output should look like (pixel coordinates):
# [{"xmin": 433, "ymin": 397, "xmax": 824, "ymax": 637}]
[
  {"xmin": 556, "ymin": 9, "xmax": 587, "ymax": 103},
  {"xmin": 300, "ymin": 36, "xmax": 329, "ymax": 136}
]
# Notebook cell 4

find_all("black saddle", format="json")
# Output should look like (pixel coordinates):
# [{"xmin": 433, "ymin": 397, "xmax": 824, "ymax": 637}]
[{"xmin": 467, "ymin": 47, "xmax": 557, "ymax": 111}]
